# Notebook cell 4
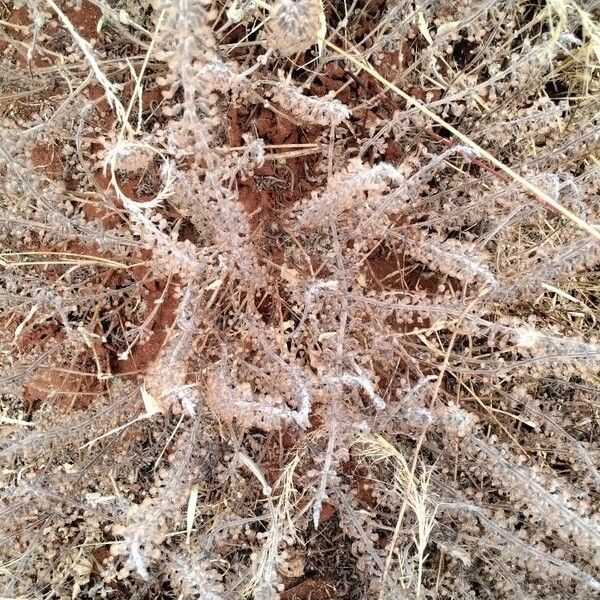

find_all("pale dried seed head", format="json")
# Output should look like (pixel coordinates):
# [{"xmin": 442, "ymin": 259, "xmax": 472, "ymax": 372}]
[
  {"xmin": 266, "ymin": 0, "xmax": 322, "ymax": 56},
  {"xmin": 270, "ymin": 84, "xmax": 350, "ymax": 126}
]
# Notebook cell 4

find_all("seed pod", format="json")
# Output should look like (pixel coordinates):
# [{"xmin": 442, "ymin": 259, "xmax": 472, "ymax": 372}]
[{"xmin": 265, "ymin": 0, "xmax": 323, "ymax": 56}]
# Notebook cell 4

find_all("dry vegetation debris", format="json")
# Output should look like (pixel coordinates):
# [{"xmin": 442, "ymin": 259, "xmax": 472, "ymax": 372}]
[{"xmin": 1, "ymin": 0, "xmax": 600, "ymax": 598}]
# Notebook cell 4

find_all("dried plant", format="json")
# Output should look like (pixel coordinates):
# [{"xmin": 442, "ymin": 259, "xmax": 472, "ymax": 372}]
[{"xmin": 1, "ymin": 0, "xmax": 600, "ymax": 598}]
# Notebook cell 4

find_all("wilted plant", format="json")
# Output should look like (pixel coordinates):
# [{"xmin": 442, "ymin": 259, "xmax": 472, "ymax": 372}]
[{"xmin": 1, "ymin": 0, "xmax": 600, "ymax": 598}]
